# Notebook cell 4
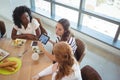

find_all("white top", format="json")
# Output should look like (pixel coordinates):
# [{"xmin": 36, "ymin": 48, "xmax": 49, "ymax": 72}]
[
  {"xmin": 56, "ymin": 36, "xmax": 77, "ymax": 54},
  {"xmin": 38, "ymin": 62, "xmax": 82, "ymax": 80},
  {"xmin": 13, "ymin": 18, "xmax": 40, "ymax": 35}
]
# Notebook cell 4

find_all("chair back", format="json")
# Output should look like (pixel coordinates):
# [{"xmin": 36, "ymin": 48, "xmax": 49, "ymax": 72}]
[
  {"xmin": 34, "ymin": 17, "xmax": 47, "ymax": 35},
  {"xmin": 81, "ymin": 65, "xmax": 102, "ymax": 80},
  {"xmin": 74, "ymin": 38, "xmax": 86, "ymax": 63},
  {"xmin": 0, "ymin": 20, "xmax": 6, "ymax": 38}
]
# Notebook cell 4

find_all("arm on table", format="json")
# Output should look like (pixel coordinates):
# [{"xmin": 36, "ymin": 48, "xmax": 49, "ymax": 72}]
[
  {"xmin": 32, "ymin": 63, "xmax": 58, "ymax": 80},
  {"xmin": 11, "ymin": 28, "xmax": 38, "ymax": 40}
]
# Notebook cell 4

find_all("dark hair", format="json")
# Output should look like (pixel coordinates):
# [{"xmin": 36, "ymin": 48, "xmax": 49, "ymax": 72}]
[
  {"xmin": 12, "ymin": 6, "xmax": 32, "ymax": 28},
  {"xmin": 0, "ymin": 21, "xmax": 6, "ymax": 37},
  {"xmin": 58, "ymin": 18, "xmax": 70, "ymax": 41}
]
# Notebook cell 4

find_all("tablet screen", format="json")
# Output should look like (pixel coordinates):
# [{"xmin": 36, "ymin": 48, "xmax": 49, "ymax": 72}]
[{"xmin": 39, "ymin": 34, "xmax": 50, "ymax": 45}]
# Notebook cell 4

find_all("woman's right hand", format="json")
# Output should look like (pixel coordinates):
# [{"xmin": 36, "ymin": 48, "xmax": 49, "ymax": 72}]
[
  {"xmin": 49, "ymin": 40, "xmax": 56, "ymax": 46},
  {"xmin": 38, "ymin": 41, "xmax": 56, "ymax": 61},
  {"xmin": 25, "ymin": 34, "xmax": 38, "ymax": 40},
  {"xmin": 37, "ymin": 41, "xmax": 46, "ymax": 53}
]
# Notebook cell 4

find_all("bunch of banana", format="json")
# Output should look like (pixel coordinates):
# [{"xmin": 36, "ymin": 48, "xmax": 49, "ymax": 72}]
[{"xmin": 0, "ymin": 59, "xmax": 18, "ymax": 72}]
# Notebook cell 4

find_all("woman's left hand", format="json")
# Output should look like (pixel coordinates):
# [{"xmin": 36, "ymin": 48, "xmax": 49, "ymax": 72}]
[
  {"xmin": 32, "ymin": 74, "xmax": 39, "ymax": 80},
  {"xmin": 52, "ymin": 63, "xmax": 58, "ymax": 72}
]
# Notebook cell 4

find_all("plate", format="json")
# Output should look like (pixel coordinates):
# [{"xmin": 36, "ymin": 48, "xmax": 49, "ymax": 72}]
[
  {"xmin": 0, "ymin": 57, "xmax": 22, "ymax": 75},
  {"xmin": 12, "ymin": 39, "xmax": 26, "ymax": 47}
]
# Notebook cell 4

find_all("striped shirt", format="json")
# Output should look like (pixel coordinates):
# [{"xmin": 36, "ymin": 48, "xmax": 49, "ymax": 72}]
[{"xmin": 56, "ymin": 36, "xmax": 77, "ymax": 54}]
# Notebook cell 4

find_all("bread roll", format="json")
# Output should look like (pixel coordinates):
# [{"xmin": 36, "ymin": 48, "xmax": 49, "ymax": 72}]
[
  {"xmin": 0, "ymin": 61, "xmax": 16, "ymax": 68},
  {"xmin": 2, "ymin": 59, "xmax": 9, "ymax": 63},
  {"xmin": 10, "ymin": 63, "xmax": 18, "ymax": 69},
  {"xmin": 3, "ymin": 66, "xmax": 15, "ymax": 72}
]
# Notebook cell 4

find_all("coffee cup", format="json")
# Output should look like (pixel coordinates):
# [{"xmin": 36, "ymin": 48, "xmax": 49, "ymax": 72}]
[{"xmin": 31, "ymin": 53, "xmax": 39, "ymax": 61}]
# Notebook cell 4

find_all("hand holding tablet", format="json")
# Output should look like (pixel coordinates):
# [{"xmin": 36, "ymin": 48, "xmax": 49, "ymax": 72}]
[{"xmin": 39, "ymin": 34, "xmax": 50, "ymax": 45}]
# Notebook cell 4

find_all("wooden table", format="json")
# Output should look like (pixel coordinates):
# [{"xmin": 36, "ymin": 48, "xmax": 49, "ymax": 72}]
[{"xmin": 0, "ymin": 38, "xmax": 52, "ymax": 80}]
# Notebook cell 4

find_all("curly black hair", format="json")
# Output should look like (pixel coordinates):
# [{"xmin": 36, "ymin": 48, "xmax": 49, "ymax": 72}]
[{"xmin": 12, "ymin": 6, "xmax": 32, "ymax": 28}]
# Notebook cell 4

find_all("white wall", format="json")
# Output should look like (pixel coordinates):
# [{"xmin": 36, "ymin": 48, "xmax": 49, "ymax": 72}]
[
  {"xmin": 0, "ymin": 0, "xmax": 31, "ymax": 21},
  {"xmin": 0, "ymin": 0, "xmax": 12, "ymax": 20}
]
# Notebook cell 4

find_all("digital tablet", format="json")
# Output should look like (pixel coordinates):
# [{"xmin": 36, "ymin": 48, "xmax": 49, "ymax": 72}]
[{"xmin": 39, "ymin": 34, "xmax": 50, "ymax": 45}]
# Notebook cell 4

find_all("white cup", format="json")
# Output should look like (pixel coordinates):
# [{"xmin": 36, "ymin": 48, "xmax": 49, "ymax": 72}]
[{"xmin": 31, "ymin": 53, "xmax": 39, "ymax": 61}]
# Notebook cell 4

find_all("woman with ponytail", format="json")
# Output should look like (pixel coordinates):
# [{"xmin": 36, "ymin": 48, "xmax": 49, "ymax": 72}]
[
  {"xmin": 41, "ymin": 18, "xmax": 77, "ymax": 62},
  {"xmin": 50, "ymin": 18, "xmax": 77, "ymax": 54},
  {"xmin": 32, "ymin": 42, "xmax": 82, "ymax": 80}
]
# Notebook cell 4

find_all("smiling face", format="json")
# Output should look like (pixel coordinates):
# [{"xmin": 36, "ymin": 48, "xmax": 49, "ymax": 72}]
[
  {"xmin": 55, "ymin": 23, "xmax": 65, "ymax": 37},
  {"xmin": 20, "ymin": 12, "xmax": 30, "ymax": 25}
]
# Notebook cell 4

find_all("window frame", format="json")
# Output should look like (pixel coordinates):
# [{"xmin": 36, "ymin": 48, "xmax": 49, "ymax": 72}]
[{"xmin": 30, "ymin": 0, "xmax": 120, "ymax": 49}]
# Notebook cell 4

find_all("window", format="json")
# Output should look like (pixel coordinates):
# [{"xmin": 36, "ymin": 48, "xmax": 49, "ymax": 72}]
[
  {"xmin": 119, "ymin": 33, "xmax": 120, "ymax": 40},
  {"xmin": 84, "ymin": 0, "xmax": 120, "ymax": 20},
  {"xmin": 31, "ymin": 0, "xmax": 120, "ymax": 49},
  {"xmin": 34, "ymin": 0, "xmax": 51, "ymax": 17},
  {"xmin": 55, "ymin": 5, "xmax": 79, "ymax": 28},
  {"xmin": 82, "ymin": 14, "xmax": 118, "ymax": 38},
  {"xmin": 55, "ymin": 0, "xmax": 80, "ymax": 9}
]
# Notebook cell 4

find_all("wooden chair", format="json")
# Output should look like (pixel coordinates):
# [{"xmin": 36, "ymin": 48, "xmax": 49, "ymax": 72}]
[
  {"xmin": 0, "ymin": 20, "xmax": 6, "ymax": 38},
  {"xmin": 74, "ymin": 38, "xmax": 86, "ymax": 63},
  {"xmin": 81, "ymin": 65, "xmax": 102, "ymax": 80},
  {"xmin": 34, "ymin": 17, "xmax": 47, "ymax": 35}
]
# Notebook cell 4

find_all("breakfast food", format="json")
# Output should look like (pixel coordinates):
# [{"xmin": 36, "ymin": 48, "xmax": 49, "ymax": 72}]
[
  {"xmin": 3, "ymin": 66, "xmax": 15, "ymax": 72},
  {"xmin": 32, "ymin": 46, "xmax": 40, "ymax": 53},
  {"xmin": 2, "ymin": 59, "xmax": 9, "ymax": 63},
  {"xmin": 0, "ymin": 61, "xmax": 16, "ymax": 68},
  {"xmin": 13, "ymin": 39, "xmax": 26, "ymax": 46},
  {"xmin": 0, "ymin": 59, "xmax": 18, "ymax": 72}
]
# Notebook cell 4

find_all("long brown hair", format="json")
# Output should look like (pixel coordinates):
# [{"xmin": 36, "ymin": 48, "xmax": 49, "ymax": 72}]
[
  {"xmin": 53, "ymin": 42, "xmax": 74, "ymax": 80},
  {"xmin": 58, "ymin": 18, "xmax": 71, "ymax": 41}
]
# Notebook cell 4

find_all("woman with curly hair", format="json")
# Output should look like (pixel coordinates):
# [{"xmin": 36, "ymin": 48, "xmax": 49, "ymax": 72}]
[
  {"xmin": 32, "ymin": 42, "xmax": 82, "ymax": 80},
  {"xmin": 11, "ymin": 6, "xmax": 41, "ymax": 40}
]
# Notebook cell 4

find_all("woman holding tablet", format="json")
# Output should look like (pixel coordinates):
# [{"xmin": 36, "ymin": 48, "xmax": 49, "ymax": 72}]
[
  {"xmin": 41, "ymin": 18, "xmax": 77, "ymax": 61},
  {"xmin": 49, "ymin": 18, "xmax": 77, "ymax": 54}
]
